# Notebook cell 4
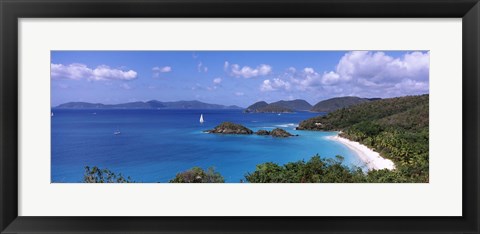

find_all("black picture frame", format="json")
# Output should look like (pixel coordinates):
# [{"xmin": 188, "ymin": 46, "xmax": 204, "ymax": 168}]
[{"xmin": 1, "ymin": 0, "xmax": 479, "ymax": 233}]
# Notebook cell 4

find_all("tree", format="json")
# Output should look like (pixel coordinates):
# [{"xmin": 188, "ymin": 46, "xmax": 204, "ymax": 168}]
[
  {"xmin": 169, "ymin": 167, "xmax": 225, "ymax": 183},
  {"xmin": 83, "ymin": 166, "xmax": 135, "ymax": 183},
  {"xmin": 245, "ymin": 155, "xmax": 367, "ymax": 183}
]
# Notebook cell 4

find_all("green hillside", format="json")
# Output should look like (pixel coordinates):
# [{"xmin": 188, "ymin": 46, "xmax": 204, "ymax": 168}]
[
  {"xmin": 244, "ymin": 101, "xmax": 269, "ymax": 113},
  {"xmin": 244, "ymin": 99, "xmax": 311, "ymax": 113},
  {"xmin": 310, "ymin": 96, "xmax": 370, "ymax": 112},
  {"xmin": 256, "ymin": 104, "xmax": 293, "ymax": 113},
  {"xmin": 270, "ymin": 99, "xmax": 312, "ymax": 111},
  {"xmin": 298, "ymin": 94, "xmax": 429, "ymax": 182}
]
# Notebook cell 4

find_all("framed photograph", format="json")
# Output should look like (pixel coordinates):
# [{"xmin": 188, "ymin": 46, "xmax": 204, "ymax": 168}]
[{"xmin": 1, "ymin": 0, "xmax": 479, "ymax": 233}]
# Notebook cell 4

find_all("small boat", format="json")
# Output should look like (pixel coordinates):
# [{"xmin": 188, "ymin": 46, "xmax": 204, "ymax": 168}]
[
  {"xmin": 51, "ymin": 112, "xmax": 54, "ymax": 117},
  {"xmin": 199, "ymin": 114, "xmax": 204, "ymax": 124},
  {"xmin": 277, "ymin": 113, "xmax": 281, "ymax": 116},
  {"xmin": 113, "ymin": 130, "xmax": 121, "ymax": 135}
]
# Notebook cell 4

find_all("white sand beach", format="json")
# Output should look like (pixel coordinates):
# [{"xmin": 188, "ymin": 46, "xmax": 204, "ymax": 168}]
[{"xmin": 326, "ymin": 134, "xmax": 395, "ymax": 170}]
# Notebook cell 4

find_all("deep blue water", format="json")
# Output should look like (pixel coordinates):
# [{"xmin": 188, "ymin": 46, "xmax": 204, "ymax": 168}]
[{"xmin": 51, "ymin": 109, "xmax": 362, "ymax": 183}]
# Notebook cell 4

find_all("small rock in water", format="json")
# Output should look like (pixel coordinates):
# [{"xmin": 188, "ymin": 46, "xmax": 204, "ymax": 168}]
[
  {"xmin": 270, "ymin": 128, "xmax": 295, "ymax": 137},
  {"xmin": 255, "ymin": 130, "xmax": 270, "ymax": 135},
  {"xmin": 206, "ymin": 122, "xmax": 253, "ymax": 135}
]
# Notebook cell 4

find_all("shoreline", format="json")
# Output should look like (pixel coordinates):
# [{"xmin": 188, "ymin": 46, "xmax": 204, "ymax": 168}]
[{"xmin": 325, "ymin": 134, "xmax": 395, "ymax": 171}]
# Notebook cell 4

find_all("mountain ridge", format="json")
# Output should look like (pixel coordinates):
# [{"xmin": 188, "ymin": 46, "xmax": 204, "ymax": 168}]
[
  {"xmin": 244, "ymin": 99, "xmax": 312, "ymax": 113},
  {"xmin": 54, "ymin": 100, "xmax": 243, "ymax": 110},
  {"xmin": 245, "ymin": 97, "xmax": 377, "ymax": 113},
  {"xmin": 270, "ymin": 99, "xmax": 312, "ymax": 111},
  {"xmin": 310, "ymin": 96, "xmax": 371, "ymax": 112}
]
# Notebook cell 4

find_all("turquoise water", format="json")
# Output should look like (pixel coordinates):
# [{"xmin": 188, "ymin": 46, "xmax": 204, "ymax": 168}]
[{"xmin": 51, "ymin": 109, "xmax": 362, "ymax": 183}]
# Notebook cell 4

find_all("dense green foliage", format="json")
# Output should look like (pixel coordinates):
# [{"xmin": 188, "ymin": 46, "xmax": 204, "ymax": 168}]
[
  {"xmin": 245, "ymin": 154, "xmax": 427, "ymax": 183},
  {"xmin": 83, "ymin": 155, "xmax": 402, "ymax": 183},
  {"xmin": 169, "ymin": 167, "xmax": 225, "ymax": 183},
  {"xmin": 83, "ymin": 166, "xmax": 135, "ymax": 183},
  {"xmin": 245, "ymin": 155, "xmax": 368, "ymax": 183},
  {"xmin": 310, "ymin": 96, "xmax": 370, "ymax": 112},
  {"xmin": 83, "ymin": 166, "xmax": 224, "ymax": 183},
  {"xmin": 297, "ymin": 94, "xmax": 429, "ymax": 182}
]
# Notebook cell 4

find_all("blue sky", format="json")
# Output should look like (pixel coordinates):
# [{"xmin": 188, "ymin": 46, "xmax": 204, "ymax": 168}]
[{"xmin": 51, "ymin": 51, "xmax": 429, "ymax": 107}]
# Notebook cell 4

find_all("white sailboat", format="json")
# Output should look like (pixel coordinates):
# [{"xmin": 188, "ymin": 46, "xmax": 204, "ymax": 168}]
[
  {"xmin": 199, "ymin": 114, "xmax": 204, "ymax": 124},
  {"xmin": 51, "ymin": 112, "xmax": 54, "ymax": 117}
]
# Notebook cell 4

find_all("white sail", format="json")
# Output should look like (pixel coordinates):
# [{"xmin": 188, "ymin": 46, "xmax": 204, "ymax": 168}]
[
  {"xmin": 51, "ymin": 112, "xmax": 54, "ymax": 117},
  {"xmin": 199, "ymin": 114, "xmax": 204, "ymax": 123}
]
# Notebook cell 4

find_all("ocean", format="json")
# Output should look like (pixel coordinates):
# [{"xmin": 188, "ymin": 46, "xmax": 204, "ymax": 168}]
[{"xmin": 51, "ymin": 109, "xmax": 362, "ymax": 183}]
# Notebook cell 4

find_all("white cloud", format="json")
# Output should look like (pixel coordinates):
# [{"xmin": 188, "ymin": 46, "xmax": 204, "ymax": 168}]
[
  {"xmin": 152, "ymin": 66, "xmax": 172, "ymax": 78},
  {"xmin": 321, "ymin": 71, "xmax": 341, "ymax": 85},
  {"xmin": 224, "ymin": 61, "xmax": 230, "ymax": 71},
  {"xmin": 51, "ymin": 63, "xmax": 90, "ymax": 80},
  {"xmin": 289, "ymin": 68, "xmax": 323, "ymax": 91},
  {"xmin": 260, "ymin": 78, "xmax": 291, "ymax": 92},
  {"xmin": 153, "ymin": 66, "xmax": 172, "ymax": 73},
  {"xmin": 213, "ymin": 78, "xmax": 222, "ymax": 84},
  {"xmin": 228, "ymin": 63, "xmax": 272, "ymax": 78},
  {"xmin": 235, "ymin": 92, "xmax": 245, "ymax": 96},
  {"xmin": 325, "ymin": 51, "xmax": 429, "ymax": 85},
  {"xmin": 394, "ymin": 79, "xmax": 429, "ymax": 92},
  {"xmin": 304, "ymin": 67, "xmax": 315, "ymax": 74},
  {"xmin": 92, "ymin": 65, "xmax": 137, "ymax": 81},
  {"xmin": 51, "ymin": 63, "xmax": 137, "ymax": 81},
  {"xmin": 278, "ymin": 51, "xmax": 429, "ymax": 97}
]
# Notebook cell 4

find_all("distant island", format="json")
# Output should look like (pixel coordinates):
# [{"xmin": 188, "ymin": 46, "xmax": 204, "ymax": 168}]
[
  {"xmin": 244, "ymin": 99, "xmax": 312, "ymax": 113},
  {"xmin": 244, "ymin": 97, "xmax": 382, "ymax": 113},
  {"xmin": 54, "ymin": 96, "xmax": 382, "ymax": 112},
  {"xmin": 54, "ymin": 100, "xmax": 243, "ymax": 110},
  {"xmin": 245, "ymin": 103, "xmax": 293, "ymax": 113}
]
